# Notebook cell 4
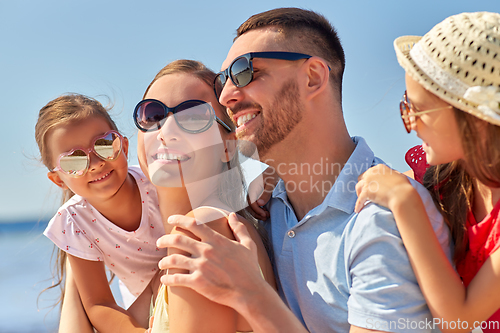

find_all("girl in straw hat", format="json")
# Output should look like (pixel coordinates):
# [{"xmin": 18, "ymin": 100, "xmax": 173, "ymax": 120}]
[{"xmin": 355, "ymin": 12, "xmax": 500, "ymax": 333}]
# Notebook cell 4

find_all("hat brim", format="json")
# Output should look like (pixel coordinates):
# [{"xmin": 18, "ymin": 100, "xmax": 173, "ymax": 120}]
[{"xmin": 394, "ymin": 35, "xmax": 500, "ymax": 126}]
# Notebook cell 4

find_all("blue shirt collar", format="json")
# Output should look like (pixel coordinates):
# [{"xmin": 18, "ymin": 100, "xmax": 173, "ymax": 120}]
[{"xmin": 272, "ymin": 136, "xmax": 379, "ymax": 218}]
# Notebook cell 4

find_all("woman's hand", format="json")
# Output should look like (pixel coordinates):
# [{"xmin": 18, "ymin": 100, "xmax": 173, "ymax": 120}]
[
  {"xmin": 157, "ymin": 213, "xmax": 263, "ymax": 310},
  {"xmin": 355, "ymin": 164, "xmax": 414, "ymax": 213}
]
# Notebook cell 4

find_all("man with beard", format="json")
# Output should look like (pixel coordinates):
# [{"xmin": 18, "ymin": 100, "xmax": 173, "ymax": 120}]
[{"xmin": 156, "ymin": 8, "xmax": 451, "ymax": 333}]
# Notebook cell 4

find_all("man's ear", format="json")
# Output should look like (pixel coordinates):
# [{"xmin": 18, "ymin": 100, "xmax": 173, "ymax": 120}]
[
  {"xmin": 47, "ymin": 171, "xmax": 68, "ymax": 189},
  {"xmin": 221, "ymin": 132, "xmax": 237, "ymax": 163},
  {"xmin": 303, "ymin": 57, "xmax": 330, "ymax": 101}
]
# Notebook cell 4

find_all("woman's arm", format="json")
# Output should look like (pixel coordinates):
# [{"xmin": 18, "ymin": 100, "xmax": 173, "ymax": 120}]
[
  {"xmin": 356, "ymin": 165, "xmax": 500, "ymax": 332},
  {"xmin": 167, "ymin": 207, "xmax": 276, "ymax": 332},
  {"xmin": 67, "ymin": 254, "xmax": 147, "ymax": 333},
  {"xmin": 157, "ymin": 213, "xmax": 308, "ymax": 333},
  {"xmin": 167, "ymin": 215, "xmax": 238, "ymax": 332}
]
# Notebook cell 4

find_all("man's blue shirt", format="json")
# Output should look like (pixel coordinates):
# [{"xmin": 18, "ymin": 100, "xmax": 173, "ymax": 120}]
[{"xmin": 265, "ymin": 136, "xmax": 451, "ymax": 333}]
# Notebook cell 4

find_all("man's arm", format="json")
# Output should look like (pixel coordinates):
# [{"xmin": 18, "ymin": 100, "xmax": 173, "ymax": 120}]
[
  {"xmin": 157, "ymin": 213, "xmax": 308, "ymax": 333},
  {"xmin": 345, "ymin": 205, "xmax": 440, "ymax": 333},
  {"xmin": 350, "ymin": 326, "xmax": 388, "ymax": 332}
]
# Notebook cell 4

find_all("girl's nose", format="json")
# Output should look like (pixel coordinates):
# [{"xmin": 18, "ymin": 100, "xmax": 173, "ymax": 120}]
[
  {"xmin": 88, "ymin": 152, "xmax": 105, "ymax": 171},
  {"xmin": 410, "ymin": 116, "xmax": 419, "ymax": 132}
]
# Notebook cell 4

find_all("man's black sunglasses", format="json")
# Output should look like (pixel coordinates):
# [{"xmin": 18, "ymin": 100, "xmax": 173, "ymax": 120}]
[{"xmin": 213, "ymin": 51, "xmax": 312, "ymax": 100}]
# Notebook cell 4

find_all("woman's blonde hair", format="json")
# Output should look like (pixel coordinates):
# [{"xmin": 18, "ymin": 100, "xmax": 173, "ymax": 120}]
[
  {"xmin": 35, "ymin": 93, "xmax": 119, "ymax": 309},
  {"xmin": 424, "ymin": 108, "xmax": 500, "ymax": 262}
]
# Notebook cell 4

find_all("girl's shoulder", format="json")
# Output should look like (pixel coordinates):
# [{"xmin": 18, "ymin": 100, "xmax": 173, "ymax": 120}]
[
  {"xmin": 52, "ymin": 194, "xmax": 91, "ymax": 220},
  {"xmin": 127, "ymin": 164, "xmax": 159, "ymax": 205},
  {"xmin": 128, "ymin": 165, "xmax": 151, "ymax": 185}
]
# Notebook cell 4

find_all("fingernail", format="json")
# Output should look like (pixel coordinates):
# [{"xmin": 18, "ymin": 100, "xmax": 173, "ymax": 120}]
[
  {"xmin": 167, "ymin": 216, "xmax": 175, "ymax": 223},
  {"xmin": 257, "ymin": 199, "xmax": 265, "ymax": 205}
]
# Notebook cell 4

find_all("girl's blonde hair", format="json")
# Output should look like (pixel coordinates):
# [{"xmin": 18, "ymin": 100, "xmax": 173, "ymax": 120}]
[
  {"xmin": 36, "ymin": 93, "xmax": 119, "ymax": 309},
  {"xmin": 424, "ymin": 108, "xmax": 500, "ymax": 262}
]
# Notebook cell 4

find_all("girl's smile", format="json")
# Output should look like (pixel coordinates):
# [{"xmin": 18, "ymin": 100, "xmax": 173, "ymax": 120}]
[{"xmin": 47, "ymin": 116, "xmax": 129, "ymax": 204}]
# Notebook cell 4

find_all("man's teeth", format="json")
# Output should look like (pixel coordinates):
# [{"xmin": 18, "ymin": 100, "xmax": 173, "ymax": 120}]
[
  {"xmin": 157, "ymin": 153, "xmax": 189, "ymax": 161},
  {"xmin": 92, "ymin": 172, "xmax": 110, "ymax": 182},
  {"xmin": 237, "ymin": 113, "xmax": 257, "ymax": 127}
]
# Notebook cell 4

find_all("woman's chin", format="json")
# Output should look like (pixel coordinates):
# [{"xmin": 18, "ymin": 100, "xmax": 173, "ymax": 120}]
[{"xmin": 150, "ymin": 166, "xmax": 183, "ymax": 188}]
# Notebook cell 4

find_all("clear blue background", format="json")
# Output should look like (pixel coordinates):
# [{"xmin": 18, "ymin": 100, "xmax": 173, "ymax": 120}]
[
  {"xmin": 2, "ymin": 0, "xmax": 499, "ymax": 222},
  {"xmin": 1, "ymin": 1, "xmax": 499, "ymax": 331}
]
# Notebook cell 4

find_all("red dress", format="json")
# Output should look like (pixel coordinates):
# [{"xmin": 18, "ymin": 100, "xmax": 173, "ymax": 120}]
[{"xmin": 406, "ymin": 145, "xmax": 500, "ymax": 331}]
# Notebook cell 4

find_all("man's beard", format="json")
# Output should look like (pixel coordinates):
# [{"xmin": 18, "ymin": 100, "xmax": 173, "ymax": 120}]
[{"xmin": 236, "ymin": 78, "xmax": 304, "ymax": 160}]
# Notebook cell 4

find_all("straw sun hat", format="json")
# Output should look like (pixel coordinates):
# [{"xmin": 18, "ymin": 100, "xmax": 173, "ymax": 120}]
[{"xmin": 394, "ymin": 12, "xmax": 500, "ymax": 126}]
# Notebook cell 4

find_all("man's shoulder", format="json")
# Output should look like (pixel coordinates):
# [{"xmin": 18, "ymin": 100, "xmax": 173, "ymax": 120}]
[
  {"xmin": 346, "ymin": 202, "xmax": 397, "ymax": 243},
  {"xmin": 345, "ymin": 175, "xmax": 450, "ymax": 258}
]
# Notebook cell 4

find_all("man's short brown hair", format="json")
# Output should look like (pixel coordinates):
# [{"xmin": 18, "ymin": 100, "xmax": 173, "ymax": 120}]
[{"xmin": 236, "ymin": 8, "xmax": 345, "ymax": 97}]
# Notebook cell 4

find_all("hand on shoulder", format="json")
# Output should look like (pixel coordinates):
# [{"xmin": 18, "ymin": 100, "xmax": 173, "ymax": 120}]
[{"xmin": 355, "ymin": 164, "xmax": 417, "ymax": 213}]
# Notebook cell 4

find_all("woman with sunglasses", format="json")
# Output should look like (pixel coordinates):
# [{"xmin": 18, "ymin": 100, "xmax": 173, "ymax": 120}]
[
  {"xmin": 134, "ymin": 59, "xmax": 275, "ymax": 333},
  {"xmin": 36, "ymin": 93, "xmax": 165, "ymax": 332},
  {"xmin": 355, "ymin": 12, "xmax": 500, "ymax": 332}
]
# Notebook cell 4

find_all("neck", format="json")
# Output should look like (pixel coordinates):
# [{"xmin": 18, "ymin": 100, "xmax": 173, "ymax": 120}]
[
  {"xmin": 472, "ymin": 180, "xmax": 500, "ymax": 222},
  {"xmin": 265, "ymin": 124, "xmax": 355, "ymax": 221},
  {"xmin": 155, "ymin": 187, "xmax": 193, "ymax": 234},
  {"xmin": 88, "ymin": 173, "xmax": 142, "ymax": 232},
  {"xmin": 184, "ymin": 173, "xmax": 222, "ymax": 208}
]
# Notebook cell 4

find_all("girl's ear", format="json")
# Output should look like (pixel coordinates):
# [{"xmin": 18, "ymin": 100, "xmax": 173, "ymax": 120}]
[
  {"xmin": 47, "ymin": 171, "xmax": 68, "ymax": 189},
  {"xmin": 221, "ymin": 132, "xmax": 237, "ymax": 163}
]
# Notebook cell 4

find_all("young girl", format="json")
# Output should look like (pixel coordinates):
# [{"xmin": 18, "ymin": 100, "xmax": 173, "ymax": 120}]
[
  {"xmin": 36, "ymin": 94, "xmax": 166, "ymax": 332},
  {"xmin": 355, "ymin": 12, "xmax": 500, "ymax": 333},
  {"xmin": 134, "ymin": 59, "xmax": 276, "ymax": 332}
]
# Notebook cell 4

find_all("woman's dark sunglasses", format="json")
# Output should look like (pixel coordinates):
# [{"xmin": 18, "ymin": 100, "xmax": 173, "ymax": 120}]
[
  {"xmin": 134, "ymin": 99, "xmax": 232, "ymax": 133},
  {"xmin": 213, "ymin": 51, "xmax": 312, "ymax": 100}
]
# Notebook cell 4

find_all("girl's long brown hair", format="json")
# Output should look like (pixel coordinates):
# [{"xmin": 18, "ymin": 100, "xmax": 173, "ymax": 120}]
[{"xmin": 423, "ymin": 108, "xmax": 500, "ymax": 262}]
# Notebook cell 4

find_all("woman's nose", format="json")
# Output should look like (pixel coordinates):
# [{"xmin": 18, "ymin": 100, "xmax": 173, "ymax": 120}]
[{"xmin": 157, "ymin": 113, "xmax": 182, "ymax": 143}]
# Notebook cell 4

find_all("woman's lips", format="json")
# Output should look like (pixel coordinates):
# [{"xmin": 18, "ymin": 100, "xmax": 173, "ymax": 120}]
[{"xmin": 152, "ymin": 149, "xmax": 191, "ymax": 164}]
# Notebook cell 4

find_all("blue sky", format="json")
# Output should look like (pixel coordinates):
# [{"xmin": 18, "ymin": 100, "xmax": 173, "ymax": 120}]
[{"xmin": 2, "ymin": 0, "xmax": 498, "ymax": 222}]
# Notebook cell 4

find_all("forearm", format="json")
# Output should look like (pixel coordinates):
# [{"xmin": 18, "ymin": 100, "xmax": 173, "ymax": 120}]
[
  {"xmin": 389, "ymin": 189, "xmax": 482, "ymax": 330},
  {"xmin": 59, "ymin": 259, "xmax": 94, "ymax": 333},
  {"xmin": 68, "ymin": 255, "xmax": 146, "ymax": 333},
  {"xmin": 233, "ymin": 281, "xmax": 308, "ymax": 333},
  {"xmin": 86, "ymin": 303, "xmax": 146, "ymax": 333}
]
